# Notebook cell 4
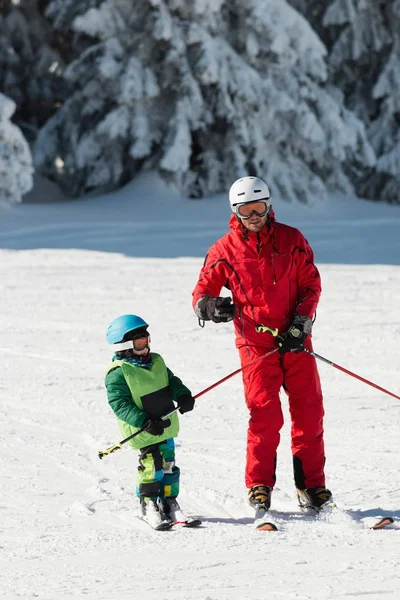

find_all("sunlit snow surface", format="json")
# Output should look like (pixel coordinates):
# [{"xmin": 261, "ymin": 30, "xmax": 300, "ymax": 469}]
[{"xmin": 0, "ymin": 173, "xmax": 399, "ymax": 599}]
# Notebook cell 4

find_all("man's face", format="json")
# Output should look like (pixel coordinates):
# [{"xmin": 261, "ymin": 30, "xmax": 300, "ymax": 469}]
[
  {"xmin": 240, "ymin": 213, "xmax": 268, "ymax": 233},
  {"xmin": 234, "ymin": 199, "xmax": 270, "ymax": 233}
]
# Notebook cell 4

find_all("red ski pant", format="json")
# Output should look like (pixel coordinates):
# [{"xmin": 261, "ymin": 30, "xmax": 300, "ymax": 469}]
[{"xmin": 239, "ymin": 342, "xmax": 326, "ymax": 490}]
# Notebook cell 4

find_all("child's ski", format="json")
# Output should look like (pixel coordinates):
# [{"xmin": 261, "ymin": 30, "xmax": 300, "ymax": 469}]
[
  {"xmin": 139, "ymin": 515, "xmax": 173, "ymax": 531},
  {"xmin": 153, "ymin": 520, "xmax": 174, "ymax": 531},
  {"xmin": 141, "ymin": 516, "xmax": 202, "ymax": 530},
  {"xmin": 171, "ymin": 517, "xmax": 202, "ymax": 528}
]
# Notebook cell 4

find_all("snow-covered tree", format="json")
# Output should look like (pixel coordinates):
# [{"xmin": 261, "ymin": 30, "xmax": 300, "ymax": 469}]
[
  {"xmin": 0, "ymin": 93, "xmax": 33, "ymax": 204},
  {"xmin": 289, "ymin": 0, "xmax": 399, "ymax": 203},
  {"xmin": 363, "ymin": 2, "xmax": 400, "ymax": 204},
  {"xmin": 34, "ymin": 0, "xmax": 375, "ymax": 202},
  {"xmin": 0, "ymin": 1, "xmax": 67, "ymax": 139}
]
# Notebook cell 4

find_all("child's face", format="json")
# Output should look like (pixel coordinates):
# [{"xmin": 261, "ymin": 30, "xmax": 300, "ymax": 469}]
[{"xmin": 131, "ymin": 333, "xmax": 151, "ymax": 356}]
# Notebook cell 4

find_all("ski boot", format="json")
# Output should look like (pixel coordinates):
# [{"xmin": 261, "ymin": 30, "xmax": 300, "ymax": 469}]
[
  {"xmin": 158, "ymin": 497, "xmax": 186, "ymax": 523},
  {"xmin": 140, "ymin": 497, "xmax": 172, "ymax": 530},
  {"xmin": 297, "ymin": 486, "xmax": 333, "ymax": 511},
  {"xmin": 248, "ymin": 485, "xmax": 276, "ymax": 530},
  {"xmin": 158, "ymin": 497, "xmax": 202, "ymax": 528},
  {"xmin": 248, "ymin": 485, "xmax": 272, "ymax": 511}
]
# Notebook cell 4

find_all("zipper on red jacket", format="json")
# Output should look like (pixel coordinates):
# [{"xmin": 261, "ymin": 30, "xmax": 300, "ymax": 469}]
[
  {"xmin": 271, "ymin": 254, "xmax": 277, "ymax": 284},
  {"xmin": 271, "ymin": 231, "xmax": 277, "ymax": 284}
]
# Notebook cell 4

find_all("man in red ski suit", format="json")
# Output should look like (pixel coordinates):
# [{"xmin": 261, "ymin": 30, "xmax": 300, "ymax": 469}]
[{"xmin": 192, "ymin": 176, "xmax": 332, "ymax": 516}]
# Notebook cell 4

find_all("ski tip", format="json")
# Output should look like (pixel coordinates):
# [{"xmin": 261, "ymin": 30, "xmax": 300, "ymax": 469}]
[
  {"xmin": 256, "ymin": 522, "xmax": 278, "ymax": 531},
  {"xmin": 370, "ymin": 517, "xmax": 394, "ymax": 530},
  {"xmin": 184, "ymin": 518, "xmax": 202, "ymax": 528},
  {"xmin": 173, "ymin": 518, "xmax": 202, "ymax": 528}
]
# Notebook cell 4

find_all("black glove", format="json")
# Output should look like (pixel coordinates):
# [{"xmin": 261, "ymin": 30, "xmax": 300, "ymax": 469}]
[
  {"xmin": 142, "ymin": 417, "xmax": 171, "ymax": 436},
  {"xmin": 195, "ymin": 296, "xmax": 236, "ymax": 323},
  {"xmin": 278, "ymin": 315, "xmax": 312, "ymax": 355},
  {"xmin": 176, "ymin": 393, "xmax": 195, "ymax": 414}
]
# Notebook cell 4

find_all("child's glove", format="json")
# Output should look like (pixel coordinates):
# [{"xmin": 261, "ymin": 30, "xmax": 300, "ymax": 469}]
[
  {"xmin": 143, "ymin": 417, "xmax": 171, "ymax": 436},
  {"xmin": 177, "ymin": 394, "xmax": 195, "ymax": 414}
]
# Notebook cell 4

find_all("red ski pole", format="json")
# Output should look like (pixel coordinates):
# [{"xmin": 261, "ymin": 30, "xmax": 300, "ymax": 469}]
[
  {"xmin": 256, "ymin": 323, "xmax": 400, "ymax": 402},
  {"xmin": 98, "ymin": 346, "xmax": 279, "ymax": 458},
  {"xmin": 305, "ymin": 349, "xmax": 400, "ymax": 401},
  {"xmin": 193, "ymin": 346, "xmax": 279, "ymax": 400}
]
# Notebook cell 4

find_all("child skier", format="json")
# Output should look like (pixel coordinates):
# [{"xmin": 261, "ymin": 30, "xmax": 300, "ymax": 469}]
[{"xmin": 105, "ymin": 314, "xmax": 195, "ymax": 530}]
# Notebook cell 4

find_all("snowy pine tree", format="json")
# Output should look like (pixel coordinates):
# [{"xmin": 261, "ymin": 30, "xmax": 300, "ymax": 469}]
[
  {"xmin": 0, "ymin": 93, "xmax": 33, "ymax": 204},
  {"xmin": 366, "ymin": 1, "xmax": 400, "ymax": 203},
  {"xmin": 0, "ymin": 1, "xmax": 67, "ymax": 140},
  {"xmin": 289, "ymin": 0, "xmax": 399, "ymax": 203},
  {"xmin": 34, "ymin": 0, "xmax": 374, "ymax": 202}
]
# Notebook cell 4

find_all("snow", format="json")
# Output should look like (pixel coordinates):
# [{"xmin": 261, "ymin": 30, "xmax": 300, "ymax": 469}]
[{"xmin": 0, "ymin": 172, "xmax": 399, "ymax": 600}]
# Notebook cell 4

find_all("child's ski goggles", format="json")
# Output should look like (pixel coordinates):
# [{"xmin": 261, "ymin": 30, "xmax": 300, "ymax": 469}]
[
  {"xmin": 234, "ymin": 199, "xmax": 271, "ymax": 219},
  {"xmin": 113, "ymin": 334, "xmax": 150, "ymax": 352}
]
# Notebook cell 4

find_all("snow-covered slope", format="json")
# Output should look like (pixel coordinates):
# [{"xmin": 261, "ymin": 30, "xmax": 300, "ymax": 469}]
[{"xmin": 0, "ymin": 174, "xmax": 399, "ymax": 599}]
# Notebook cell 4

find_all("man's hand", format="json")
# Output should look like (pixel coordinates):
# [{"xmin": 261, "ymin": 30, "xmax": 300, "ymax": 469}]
[
  {"xmin": 278, "ymin": 315, "xmax": 312, "ymax": 355},
  {"xmin": 143, "ymin": 417, "xmax": 171, "ymax": 436},
  {"xmin": 195, "ymin": 296, "xmax": 236, "ymax": 323}
]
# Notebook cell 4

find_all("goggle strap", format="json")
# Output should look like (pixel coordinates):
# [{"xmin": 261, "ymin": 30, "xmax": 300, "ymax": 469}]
[{"xmin": 233, "ymin": 197, "xmax": 270, "ymax": 207}]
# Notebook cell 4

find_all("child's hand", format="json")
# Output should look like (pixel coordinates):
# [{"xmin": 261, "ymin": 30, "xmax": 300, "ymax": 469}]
[
  {"xmin": 143, "ymin": 417, "xmax": 171, "ymax": 436},
  {"xmin": 177, "ymin": 394, "xmax": 195, "ymax": 414}
]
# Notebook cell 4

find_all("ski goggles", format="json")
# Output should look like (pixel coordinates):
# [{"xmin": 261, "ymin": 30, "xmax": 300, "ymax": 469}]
[
  {"xmin": 113, "ymin": 333, "xmax": 150, "ymax": 352},
  {"xmin": 234, "ymin": 199, "xmax": 271, "ymax": 219}
]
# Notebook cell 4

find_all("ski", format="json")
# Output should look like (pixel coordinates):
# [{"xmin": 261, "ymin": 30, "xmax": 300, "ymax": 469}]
[
  {"xmin": 253, "ymin": 504, "xmax": 395, "ymax": 532},
  {"xmin": 253, "ymin": 504, "xmax": 278, "ymax": 531},
  {"xmin": 154, "ymin": 520, "xmax": 174, "ymax": 531},
  {"xmin": 139, "ymin": 514, "xmax": 174, "ymax": 531},
  {"xmin": 305, "ymin": 503, "xmax": 395, "ymax": 531},
  {"xmin": 370, "ymin": 517, "xmax": 394, "ymax": 530},
  {"xmin": 255, "ymin": 520, "xmax": 278, "ymax": 531},
  {"xmin": 318, "ymin": 503, "xmax": 395, "ymax": 530},
  {"xmin": 140, "ymin": 517, "xmax": 202, "ymax": 530},
  {"xmin": 171, "ymin": 517, "xmax": 202, "ymax": 528}
]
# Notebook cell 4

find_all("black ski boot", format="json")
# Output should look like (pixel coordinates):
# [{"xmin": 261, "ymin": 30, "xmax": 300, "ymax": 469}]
[
  {"xmin": 248, "ymin": 485, "xmax": 272, "ymax": 512},
  {"xmin": 297, "ymin": 486, "xmax": 333, "ymax": 511}
]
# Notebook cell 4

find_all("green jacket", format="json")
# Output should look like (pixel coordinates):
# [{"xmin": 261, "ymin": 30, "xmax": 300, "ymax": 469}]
[{"xmin": 105, "ymin": 352, "xmax": 191, "ymax": 449}]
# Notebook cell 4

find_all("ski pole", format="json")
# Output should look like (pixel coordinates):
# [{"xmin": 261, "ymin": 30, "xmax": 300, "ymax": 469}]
[
  {"xmin": 256, "ymin": 324, "xmax": 400, "ymax": 401},
  {"xmin": 98, "ymin": 407, "xmax": 178, "ymax": 459},
  {"xmin": 306, "ymin": 349, "xmax": 400, "ymax": 401},
  {"xmin": 98, "ymin": 346, "xmax": 279, "ymax": 459}
]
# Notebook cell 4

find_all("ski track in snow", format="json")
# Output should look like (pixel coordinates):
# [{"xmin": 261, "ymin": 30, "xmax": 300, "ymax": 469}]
[{"xmin": 1, "ymin": 179, "xmax": 400, "ymax": 600}]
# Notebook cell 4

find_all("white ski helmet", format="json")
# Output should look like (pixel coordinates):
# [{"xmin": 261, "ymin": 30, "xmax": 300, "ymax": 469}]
[{"xmin": 229, "ymin": 176, "xmax": 271, "ymax": 212}]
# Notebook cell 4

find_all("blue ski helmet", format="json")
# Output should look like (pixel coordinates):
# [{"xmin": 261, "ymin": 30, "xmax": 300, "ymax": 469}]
[{"xmin": 106, "ymin": 314, "xmax": 149, "ymax": 345}]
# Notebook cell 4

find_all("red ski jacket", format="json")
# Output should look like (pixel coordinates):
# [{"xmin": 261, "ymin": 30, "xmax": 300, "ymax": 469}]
[{"xmin": 192, "ymin": 213, "xmax": 321, "ymax": 348}]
